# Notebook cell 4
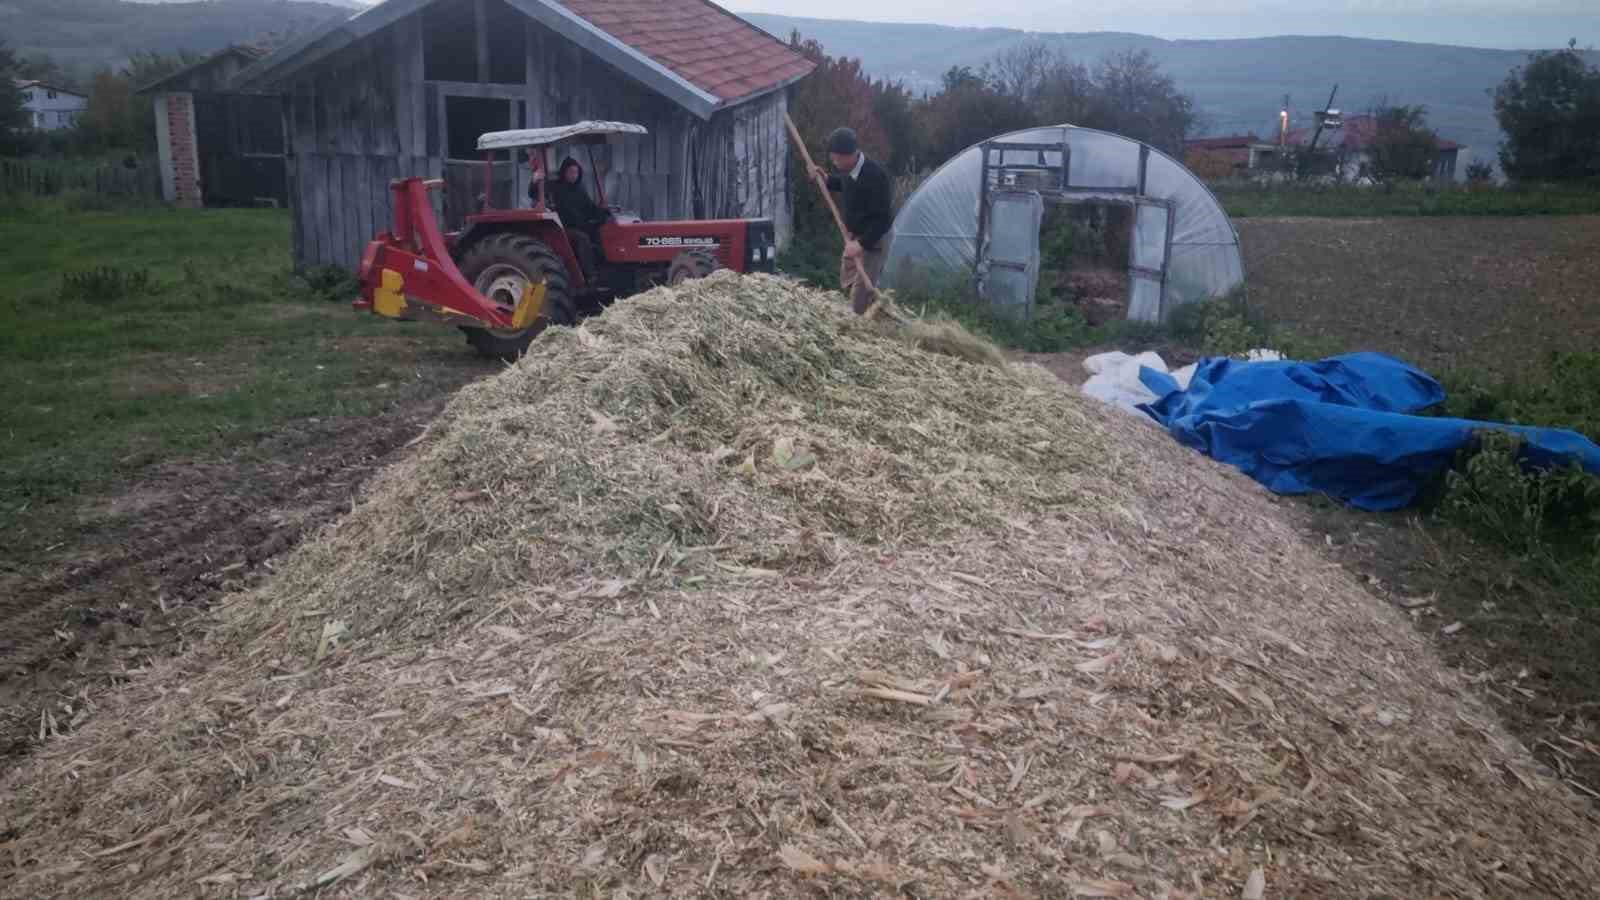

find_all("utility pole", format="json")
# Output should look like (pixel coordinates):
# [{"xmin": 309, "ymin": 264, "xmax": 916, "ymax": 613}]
[{"xmin": 1307, "ymin": 84, "xmax": 1341, "ymax": 153}]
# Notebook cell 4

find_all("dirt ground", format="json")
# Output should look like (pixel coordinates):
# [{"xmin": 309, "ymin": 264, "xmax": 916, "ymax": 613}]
[
  {"xmin": 0, "ymin": 368, "xmax": 489, "ymax": 767},
  {"xmin": 1235, "ymin": 216, "xmax": 1600, "ymax": 379}
]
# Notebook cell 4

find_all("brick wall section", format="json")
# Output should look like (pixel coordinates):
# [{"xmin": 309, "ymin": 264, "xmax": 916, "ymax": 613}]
[{"xmin": 166, "ymin": 93, "xmax": 201, "ymax": 208}]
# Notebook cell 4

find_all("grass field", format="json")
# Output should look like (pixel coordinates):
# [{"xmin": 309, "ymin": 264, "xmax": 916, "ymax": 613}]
[
  {"xmin": 1, "ymin": 203, "xmax": 496, "ymax": 758},
  {"xmin": 1214, "ymin": 181, "xmax": 1600, "ymax": 218},
  {"xmin": 0, "ymin": 203, "xmax": 479, "ymax": 545}
]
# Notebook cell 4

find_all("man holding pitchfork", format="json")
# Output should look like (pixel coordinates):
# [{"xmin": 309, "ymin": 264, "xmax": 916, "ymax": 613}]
[{"xmin": 807, "ymin": 127, "xmax": 894, "ymax": 315}]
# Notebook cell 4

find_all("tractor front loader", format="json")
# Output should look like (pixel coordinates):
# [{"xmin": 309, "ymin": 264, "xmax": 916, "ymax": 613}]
[{"xmin": 355, "ymin": 121, "xmax": 778, "ymax": 359}]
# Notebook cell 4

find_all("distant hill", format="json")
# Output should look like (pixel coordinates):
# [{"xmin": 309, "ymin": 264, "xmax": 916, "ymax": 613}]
[
  {"xmin": 7, "ymin": 0, "xmax": 1588, "ymax": 168},
  {"xmin": 0, "ymin": 0, "xmax": 351, "ymax": 75},
  {"xmin": 747, "ymin": 14, "xmax": 1599, "ymax": 167}
]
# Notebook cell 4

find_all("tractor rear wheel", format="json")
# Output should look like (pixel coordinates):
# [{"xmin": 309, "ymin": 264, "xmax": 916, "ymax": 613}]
[
  {"xmin": 457, "ymin": 233, "xmax": 576, "ymax": 360},
  {"xmin": 667, "ymin": 248, "xmax": 721, "ymax": 285}
]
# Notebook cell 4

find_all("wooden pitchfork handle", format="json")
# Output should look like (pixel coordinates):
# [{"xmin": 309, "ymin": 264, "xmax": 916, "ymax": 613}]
[{"xmin": 783, "ymin": 113, "xmax": 899, "ymax": 320}]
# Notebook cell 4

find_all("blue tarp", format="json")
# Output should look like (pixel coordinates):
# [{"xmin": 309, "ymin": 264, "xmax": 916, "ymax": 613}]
[{"xmin": 1137, "ymin": 352, "xmax": 1600, "ymax": 511}]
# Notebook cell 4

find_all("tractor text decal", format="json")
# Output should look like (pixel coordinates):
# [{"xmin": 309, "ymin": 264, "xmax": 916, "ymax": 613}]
[{"xmin": 639, "ymin": 236, "xmax": 721, "ymax": 248}]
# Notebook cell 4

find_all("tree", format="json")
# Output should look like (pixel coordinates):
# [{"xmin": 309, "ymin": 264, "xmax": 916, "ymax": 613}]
[
  {"xmin": 979, "ymin": 45, "xmax": 1196, "ymax": 153},
  {"xmin": 83, "ymin": 67, "xmax": 135, "ymax": 145},
  {"xmin": 871, "ymin": 79, "xmax": 920, "ymax": 174},
  {"xmin": 1033, "ymin": 57, "xmax": 1094, "ymax": 127},
  {"xmin": 787, "ymin": 34, "xmax": 889, "ymax": 162},
  {"xmin": 786, "ymin": 32, "xmax": 896, "ymax": 241},
  {"xmin": 14, "ymin": 52, "xmax": 77, "ymax": 92},
  {"xmin": 0, "ymin": 42, "xmax": 30, "ymax": 143},
  {"xmin": 985, "ymin": 40, "xmax": 1094, "ymax": 127},
  {"xmin": 986, "ymin": 42, "xmax": 1055, "ymax": 104},
  {"xmin": 68, "ymin": 50, "xmax": 202, "ymax": 153},
  {"xmin": 1363, "ymin": 104, "xmax": 1439, "ymax": 181},
  {"xmin": 919, "ymin": 74, "xmax": 1033, "ymax": 166},
  {"xmin": 1465, "ymin": 160, "xmax": 1495, "ymax": 183},
  {"xmin": 941, "ymin": 66, "xmax": 985, "ymax": 94},
  {"xmin": 1086, "ymin": 50, "xmax": 1195, "ymax": 155},
  {"xmin": 1492, "ymin": 40, "xmax": 1600, "ymax": 181}
]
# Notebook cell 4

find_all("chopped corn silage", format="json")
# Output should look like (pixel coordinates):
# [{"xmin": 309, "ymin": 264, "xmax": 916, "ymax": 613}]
[{"xmin": 2, "ymin": 272, "xmax": 1598, "ymax": 899}]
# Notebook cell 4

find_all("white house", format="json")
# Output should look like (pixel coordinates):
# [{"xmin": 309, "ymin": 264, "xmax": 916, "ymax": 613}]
[{"xmin": 15, "ymin": 80, "xmax": 88, "ymax": 131}]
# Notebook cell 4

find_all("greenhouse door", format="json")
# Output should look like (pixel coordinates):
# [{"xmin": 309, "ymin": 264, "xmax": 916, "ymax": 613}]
[
  {"xmin": 1127, "ymin": 197, "xmax": 1175, "ymax": 322},
  {"xmin": 979, "ymin": 190, "xmax": 1044, "ymax": 318}
]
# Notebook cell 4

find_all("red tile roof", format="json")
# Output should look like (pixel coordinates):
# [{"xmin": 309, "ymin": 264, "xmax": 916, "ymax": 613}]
[
  {"xmin": 1184, "ymin": 134, "xmax": 1262, "ymax": 151},
  {"xmin": 1288, "ymin": 115, "xmax": 1461, "ymax": 152},
  {"xmin": 13, "ymin": 79, "xmax": 87, "ymax": 97},
  {"xmin": 555, "ymin": 0, "xmax": 815, "ymax": 104}
]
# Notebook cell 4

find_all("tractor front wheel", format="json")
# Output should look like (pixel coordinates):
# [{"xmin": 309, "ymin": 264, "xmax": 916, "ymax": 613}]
[
  {"xmin": 456, "ymin": 233, "xmax": 576, "ymax": 360},
  {"xmin": 667, "ymin": 248, "xmax": 721, "ymax": 285}
]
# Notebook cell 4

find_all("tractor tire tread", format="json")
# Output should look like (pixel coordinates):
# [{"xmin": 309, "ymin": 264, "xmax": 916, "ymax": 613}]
[{"xmin": 457, "ymin": 233, "xmax": 577, "ymax": 360}]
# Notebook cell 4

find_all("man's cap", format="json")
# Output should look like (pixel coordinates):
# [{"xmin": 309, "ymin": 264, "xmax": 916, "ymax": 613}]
[{"xmin": 827, "ymin": 127, "xmax": 859, "ymax": 156}]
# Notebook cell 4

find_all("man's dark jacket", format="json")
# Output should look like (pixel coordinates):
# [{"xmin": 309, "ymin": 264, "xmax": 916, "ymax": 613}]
[{"xmin": 827, "ymin": 156, "xmax": 892, "ymax": 251}]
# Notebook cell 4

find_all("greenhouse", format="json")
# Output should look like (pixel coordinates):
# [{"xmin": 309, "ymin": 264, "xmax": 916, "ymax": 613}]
[{"xmin": 880, "ymin": 125, "xmax": 1245, "ymax": 323}]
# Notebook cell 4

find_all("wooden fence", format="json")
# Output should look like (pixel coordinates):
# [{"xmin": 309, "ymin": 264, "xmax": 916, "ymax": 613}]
[{"xmin": 1, "ymin": 157, "xmax": 163, "ymax": 200}]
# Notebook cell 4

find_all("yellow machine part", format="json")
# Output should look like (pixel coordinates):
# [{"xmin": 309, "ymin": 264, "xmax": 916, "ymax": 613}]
[
  {"xmin": 510, "ymin": 280, "xmax": 548, "ymax": 330},
  {"xmin": 373, "ymin": 268, "xmax": 408, "ymax": 318}
]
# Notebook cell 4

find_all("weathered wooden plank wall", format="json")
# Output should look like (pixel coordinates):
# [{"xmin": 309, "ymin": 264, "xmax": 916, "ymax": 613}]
[
  {"xmin": 281, "ymin": 0, "xmax": 795, "ymax": 268},
  {"xmin": 686, "ymin": 91, "xmax": 791, "ymax": 244}
]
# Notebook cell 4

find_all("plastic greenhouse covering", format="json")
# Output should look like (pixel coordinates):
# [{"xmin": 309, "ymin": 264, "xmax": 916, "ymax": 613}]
[{"xmin": 879, "ymin": 125, "xmax": 1245, "ymax": 322}]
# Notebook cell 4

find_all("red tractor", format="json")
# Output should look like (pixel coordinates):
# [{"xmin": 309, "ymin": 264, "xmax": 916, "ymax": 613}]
[{"xmin": 355, "ymin": 121, "xmax": 777, "ymax": 358}]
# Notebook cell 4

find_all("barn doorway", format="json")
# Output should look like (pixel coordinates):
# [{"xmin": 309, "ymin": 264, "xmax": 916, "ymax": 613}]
[
  {"xmin": 190, "ymin": 93, "xmax": 287, "ymax": 207},
  {"xmin": 441, "ymin": 95, "xmax": 516, "ymax": 228}
]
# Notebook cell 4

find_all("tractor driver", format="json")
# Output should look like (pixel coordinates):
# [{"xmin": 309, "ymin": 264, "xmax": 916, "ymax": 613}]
[{"xmin": 540, "ymin": 156, "xmax": 608, "ymax": 281}]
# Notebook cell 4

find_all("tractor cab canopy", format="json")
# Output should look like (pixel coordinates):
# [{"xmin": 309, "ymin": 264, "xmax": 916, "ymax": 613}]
[
  {"xmin": 479, "ymin": 122, "xmax": 651, "ymax": 212},
  {"xmin": 477, "ymin": 121, "xmax": 649, "ymax": 152}
]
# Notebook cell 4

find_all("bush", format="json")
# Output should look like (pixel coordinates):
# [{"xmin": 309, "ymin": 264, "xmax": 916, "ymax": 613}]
[
  {"xmin": 59, "ymin": 266, "xmax": 155, "ymax": 302},
  {"xmin": 1437, "ymin": 432, "xmax": 1600, "ymax": 604},
  {"xmin": 1439, "ymin": 352, "xmax": 1600, "ymax": 442},
  {"xmin": 776, "ymin": 232, "xmax": 842, "ymax": 292},
  {"xmin": 295, "ymin": 264, "xmax": 361, "ymax": 303},
  {"xmin": 1167, "ymin": 293, "xmax": 1265, "ymax": 354},
  {"xmin": 1425, "ymin": 354, "xmax": 1600, "ymax": 606},
  {"xmin": 887, "ymin": 266, "xmax": 1101, "ymax": 354},
  {"xmin": 1165, "ymin": 293, "xmax": 1351, "ymax": 362},
  {"xmin": 1211, "ymin": 179, "xmax": 1600, "ymax": 217}
]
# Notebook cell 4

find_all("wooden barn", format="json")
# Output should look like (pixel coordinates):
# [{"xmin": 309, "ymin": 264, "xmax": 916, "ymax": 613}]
[
  {"xmin": 140, "ymin": 46, "xmax": 290, "ymax": 209},
  {"xmin": 230, "ymin": 0, "xmax": 815, "ymax": 269}
]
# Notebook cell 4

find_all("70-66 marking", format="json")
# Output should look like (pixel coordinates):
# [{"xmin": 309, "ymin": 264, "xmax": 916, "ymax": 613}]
[{"xmin": 639, "ymin": 236, "xmax": 720, "ymax": 248}]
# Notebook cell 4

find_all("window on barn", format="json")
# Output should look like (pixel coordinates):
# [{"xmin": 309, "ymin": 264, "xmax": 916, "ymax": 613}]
[
  {"xmin": 446, "ymin": 96, "xmax": 511, "ymax": 160},
  {"xmin": 47, "ymin": 90, "xmax": 57, "ymax": 100},
  {"xmin": 423, "ymin": 0, "xmax": 479, "ymax": 82}
]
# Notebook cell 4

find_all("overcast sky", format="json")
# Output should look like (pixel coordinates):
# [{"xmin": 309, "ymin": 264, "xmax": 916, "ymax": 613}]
[{"xmin": 729, "ymin": 1, "xmax": 1594, "ymax": 50}]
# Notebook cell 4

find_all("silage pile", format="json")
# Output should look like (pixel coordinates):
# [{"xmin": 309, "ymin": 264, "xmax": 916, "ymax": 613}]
[{"xmin": 3, "ymin": 272, "xmax": 1598, "ymax": 898}]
